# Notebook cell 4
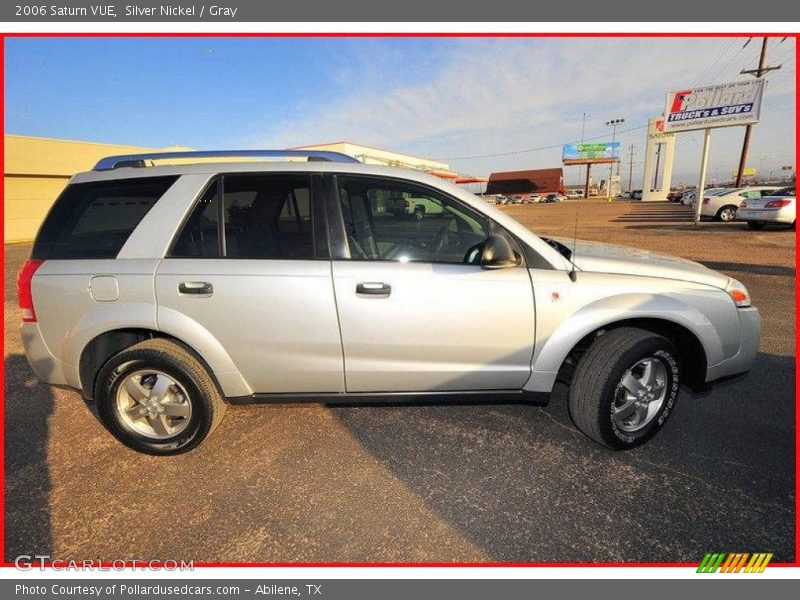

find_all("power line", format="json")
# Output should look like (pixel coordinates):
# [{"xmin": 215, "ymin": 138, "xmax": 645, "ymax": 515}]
[
  {"xmin": 765, "ymin": 98, "xmax": 796, "ymax": 110},
  {"xmin": 440, "ymin": 122, "xmax": 649, "ymax": 161},
  {"xmin": 709, "ymin": 37, "xmax": 751, "ymax": 83},
  {"xmin": 768, "ymin": 69, "xmax": 796, "ymax": 89},
  {"xmin": 769, "ymin": 44, "xmax": 797, "ymax": 67},
  {"xmin": 694, "ymin": 39, "xmax": 737, "ymax": 86}
]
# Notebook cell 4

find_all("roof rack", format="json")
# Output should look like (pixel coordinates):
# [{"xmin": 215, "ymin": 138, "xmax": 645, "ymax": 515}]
[{"xmin": 93, "ymin": 149, "xmax": 360, "ymax": 171}]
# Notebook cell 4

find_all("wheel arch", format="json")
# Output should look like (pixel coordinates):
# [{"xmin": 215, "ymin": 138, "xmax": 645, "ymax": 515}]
[
  {"xmin": 528, "ymin": 293, "xmax": 722, "ymax": 394},
  {"xmin": 78, "ymin": 328, "xmax": 243, "ymax": 401},
  {"xmin": 559, "ymin": 317, "xmax": 708, "ymax": 391}
]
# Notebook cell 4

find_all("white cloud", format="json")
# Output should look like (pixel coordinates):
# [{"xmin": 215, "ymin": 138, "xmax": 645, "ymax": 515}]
[{"xmin": 246, "ymin": 37, "xmax": 796, "ymax": 185}]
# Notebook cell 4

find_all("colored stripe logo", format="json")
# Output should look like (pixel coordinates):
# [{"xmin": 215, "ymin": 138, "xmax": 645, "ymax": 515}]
[{"xmin": 697, "ymin": 552, "xmax": 773, "ymax": 573}]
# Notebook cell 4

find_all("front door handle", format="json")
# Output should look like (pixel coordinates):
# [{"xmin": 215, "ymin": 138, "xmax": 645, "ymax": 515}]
[
  {"xmin": 178, "ymin": 281, "xmax": 213, "ymax": 296},
  {"xmin": 356, "ymin": 282, "xmax": 391, "ymax": 297}
]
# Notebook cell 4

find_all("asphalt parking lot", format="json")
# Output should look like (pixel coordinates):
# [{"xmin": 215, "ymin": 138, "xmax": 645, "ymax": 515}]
[{"xmin": 4, "ymin": 199, "xmax": 795, "ymax": 564}]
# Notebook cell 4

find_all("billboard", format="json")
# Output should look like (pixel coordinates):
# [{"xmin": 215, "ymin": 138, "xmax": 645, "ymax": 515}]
[
  {"xmin": 663, "ymin": 79, "xmax": 764, "ymax": 133},
  {"xmin": 732, "ymin": 168, "xmax": 757, "ymax": 177},
  {"xmin": 562, "ymin": 142, "xmax": 620, "ymax": 165}
]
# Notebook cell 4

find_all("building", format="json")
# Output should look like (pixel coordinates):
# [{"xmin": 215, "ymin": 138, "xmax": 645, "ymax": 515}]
[
  {"xmin": 4, "ymin": 135, "xmax": 159, "ymax": 243},
  {"xmin": 292, "ymin": 141, "xmax": 457, "ymax": 178},
  {"xmin": 485, "ymin": 168, "xmax": 564, "ymax": 196}
]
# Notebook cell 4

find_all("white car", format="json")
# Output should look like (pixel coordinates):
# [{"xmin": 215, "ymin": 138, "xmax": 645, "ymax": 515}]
[
  {"xmin": 688, "ymin": 187, "xmax": 726, "ymax": 207},
  {"xmin": 679, "ymin": 188, "xmax": 698, "ymax": 205},
  {"xmin": 737, "ymin": 186, "xmax": 796, "ymax": 230},
  {"xmin": 699, "ymin": 186, "xmax": 781, "ymax": 222}
]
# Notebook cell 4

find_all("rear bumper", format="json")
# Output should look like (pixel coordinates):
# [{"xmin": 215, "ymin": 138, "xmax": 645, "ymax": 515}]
[
  {"xmin": 736, "ymin": 208, "xmax": 795, "ymax": 224},
  {"xmin": 21, "ymin": 322, "xmax": 75, "ymax": 389},
  {"xmin": 705, "ymin": 307, "xmax": 760, "ymax": 384}
]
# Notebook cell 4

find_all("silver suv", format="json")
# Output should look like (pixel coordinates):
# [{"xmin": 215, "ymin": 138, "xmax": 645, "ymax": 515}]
[{"xmin": 18, "ymin": 150, "xmax": 760, "ymax": 455}]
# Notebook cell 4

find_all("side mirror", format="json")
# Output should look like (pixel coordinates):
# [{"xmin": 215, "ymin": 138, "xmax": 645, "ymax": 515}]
[{"xmin": 481, "ymin": 234, "xmax": 521, "ymax": 269}]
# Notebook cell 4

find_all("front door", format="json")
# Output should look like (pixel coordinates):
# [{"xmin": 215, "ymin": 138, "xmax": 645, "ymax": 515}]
[{"xmin": 329, "ymin": 174, "xmax": 536, "ymax": 393}]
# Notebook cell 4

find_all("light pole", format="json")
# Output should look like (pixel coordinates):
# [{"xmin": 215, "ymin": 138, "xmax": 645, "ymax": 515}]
[{"xmin": 605, "ymin": 118, "xmax": 625, "ymax": 201}]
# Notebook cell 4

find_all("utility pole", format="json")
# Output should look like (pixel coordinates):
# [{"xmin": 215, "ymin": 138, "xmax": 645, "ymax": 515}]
[
  {"xmin": 605, "ymin": 118, "xmax": 625, "ymax": 201},
  {"xmin": 653, "ymin": 144, "xmax": 662, "ymax": 191},
  {"xmin": 627, "ymin": 144, "xmax": 636, "ymax": 193},
  {"xmin": 579, "ymin": 112, "xmax": 586, "ymax": 189},
  {"xmin": 735, "ymin": 36, "xmax": 782, "ymax": 187}
]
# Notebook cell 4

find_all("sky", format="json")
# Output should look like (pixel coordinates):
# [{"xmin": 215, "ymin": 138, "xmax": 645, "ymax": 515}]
[{"xmin": 4, "ymin": 36, "xmax": 796, "ymax": 186}]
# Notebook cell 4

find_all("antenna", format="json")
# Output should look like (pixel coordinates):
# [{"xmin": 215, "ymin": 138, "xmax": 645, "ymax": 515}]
[
  {"xmin": 568, "ymin": 114, "xmax": 588, "ymax": 282},
  {"xmin": 568, "ymin": 189, "xmax": 579, "ymax": 282}
]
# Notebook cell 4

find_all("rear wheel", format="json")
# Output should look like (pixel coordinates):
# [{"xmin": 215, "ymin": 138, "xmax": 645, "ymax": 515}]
[
  {"xmin": 95, "ymin": 339, "xmax": 227, "ymax": 455},
  {"xmin": 568, "ymin": 327, "xmax": 681, "ymax": 450},
  {"xmin": 746, "ymin": 221, "xmax": 766, "ymax": 230},
  {"xmin": 716, "ymin": 205, "xmax": 738, "ymax": 222}
]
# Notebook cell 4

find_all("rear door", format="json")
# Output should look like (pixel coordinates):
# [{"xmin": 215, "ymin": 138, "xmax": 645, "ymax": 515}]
[
  {"xmin": 155, "ymin": 173, "xmax": 344, "ymax": 395},
  {"xmin": 327, "ymin": 174, "xmax": 536, "ymax": 393}
]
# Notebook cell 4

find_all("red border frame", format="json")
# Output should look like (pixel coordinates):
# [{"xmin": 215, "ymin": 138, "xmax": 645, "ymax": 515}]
[{"xmin": 0, "ymin": 29, "xmax": 797, "ymax": 570}]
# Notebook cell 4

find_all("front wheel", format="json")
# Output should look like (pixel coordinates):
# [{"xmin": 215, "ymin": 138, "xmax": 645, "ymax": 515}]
[
  {"xmin": 95, "ymin": 339, "xmax": 227, "ymax": 455},
  {"xmin": 568, "ymin": 327, "xmax": 681, "ymax": 450}
]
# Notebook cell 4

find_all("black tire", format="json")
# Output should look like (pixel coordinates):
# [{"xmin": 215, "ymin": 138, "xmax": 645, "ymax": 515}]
[
  {"xmin": 568, "ymin": 327, "xmax": 681, "ymax": 450},
  {"xmin": 715, "ymin": 205, "xmax": 738, "ymax": 222},
  {"xmin": 746, "ymin": 221, "xmax": 766, "ymax": 230},
  {"xmin": 95, "ymin": 339, "xmax": 227, "ymax": 455}
]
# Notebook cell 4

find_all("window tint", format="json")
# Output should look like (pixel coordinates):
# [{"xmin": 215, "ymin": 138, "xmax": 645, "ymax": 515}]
[
  {"xmin": 32, "ymin": 176, "xmax": 178, "ymax": 260},
  {"xmin": 170, "ymin": 181, "xmax": 220, "ymax": 257},
  {"xmin": 223, "ymin": 175, "xmax": 313, "ymax": 259},
  {"xmin": 336, "ymin": 176, "xmax": 490, "ymax": 264},
  {"xmin": 170, "ymin": 174, "xmax": 315, "ymax": 259}
]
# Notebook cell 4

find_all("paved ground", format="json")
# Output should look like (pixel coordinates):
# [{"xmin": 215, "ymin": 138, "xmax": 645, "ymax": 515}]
[{"xmin": 4, "ymin": 200, "xmax": 795, "ymax": 564}]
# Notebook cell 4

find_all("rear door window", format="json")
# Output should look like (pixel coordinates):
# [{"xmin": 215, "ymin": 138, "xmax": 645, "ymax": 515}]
[
  {"xmin": 170, "ymin": 174, "xmax": 316, "ymax": 259},
  {"xmin": 32, "ymin": 176, "xmax": 179, "ymax": 260}
]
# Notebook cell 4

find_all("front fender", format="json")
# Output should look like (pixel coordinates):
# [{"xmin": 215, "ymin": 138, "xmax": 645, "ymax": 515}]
[{"xmin": 525, "ymin": 291, "xmax": 724, "ymax": 393}]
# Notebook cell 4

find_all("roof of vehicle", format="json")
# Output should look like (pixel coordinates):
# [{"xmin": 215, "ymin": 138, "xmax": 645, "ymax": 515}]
[
  {"xmin": 72, "ymin": 157, "xmax": 459, "ymax": 185},
  {"xmin": 716, "ymin": 185, "xmax": 781, "ymax": 196}
]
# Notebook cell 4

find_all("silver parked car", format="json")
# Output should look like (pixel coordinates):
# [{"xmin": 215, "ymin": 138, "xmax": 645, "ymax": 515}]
[
  {"xmin": 737, "ymin": 186, "xmax": 796, "ymax": 230},
  {"xmin": 19, "ymin": 150, "xmax": 760, "ymax": 455}
]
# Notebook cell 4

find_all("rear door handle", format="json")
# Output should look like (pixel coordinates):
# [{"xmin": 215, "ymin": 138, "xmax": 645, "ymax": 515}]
[
  {"xmin": 178, "ymin": 281, "xmax": 213, "ymax": 296},
  {"xmin": 356, "ymin": 282, "xmax": 391, "ymax": 297}
]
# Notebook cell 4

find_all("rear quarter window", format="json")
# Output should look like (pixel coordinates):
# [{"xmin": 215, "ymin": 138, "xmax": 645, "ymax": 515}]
[{"xmin": 32, "ymin": 176, "xmax": 179, "ymax": 260}]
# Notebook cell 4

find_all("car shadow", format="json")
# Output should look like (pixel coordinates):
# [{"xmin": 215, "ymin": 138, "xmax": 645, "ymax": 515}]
[
  {"xmin": 327, "ymin": 352, "xmax": 795, "ymax": 562},
  {"xmin": 698, "ymin": 261, "xmax": 795, "ymax": 278},
  {"xmin": 4, "ymin": 353, "xmax": 55, "ymax": 561}
]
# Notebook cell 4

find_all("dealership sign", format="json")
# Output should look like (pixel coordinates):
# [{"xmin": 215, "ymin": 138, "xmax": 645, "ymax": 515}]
[
  {"xmin": 663, "ymin": 79, "xmax": 764, "ymax": 133},
  {"xmin": 562, "ymin": 142, "xmax": 620, "ymax": 165}
]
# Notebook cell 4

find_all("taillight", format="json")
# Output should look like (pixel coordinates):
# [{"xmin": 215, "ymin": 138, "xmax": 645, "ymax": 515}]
[
  {"xmin": 764, "ymin": 199, "xmax": 792, "ymax": 209},
  {"xmin": 702, "ymin": 198, "xmax": 710, "ymax": 205},
  {"xmin": 17, "ymin": 259, "xmax": 44, "ymax": 323}
]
